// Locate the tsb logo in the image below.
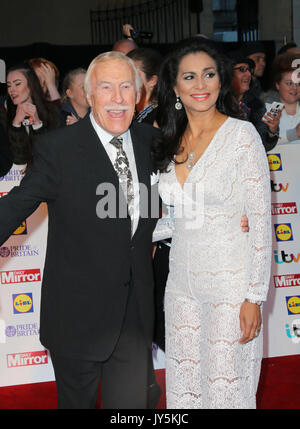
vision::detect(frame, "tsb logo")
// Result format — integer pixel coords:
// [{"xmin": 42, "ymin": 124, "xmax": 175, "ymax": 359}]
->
[
  {"xmin": 268, "ymin": 153, "xmax": 282, "ymax": 171},
  {"xmin": 274, "ymin": 223, "xmax": 293, "ymax": 242}
]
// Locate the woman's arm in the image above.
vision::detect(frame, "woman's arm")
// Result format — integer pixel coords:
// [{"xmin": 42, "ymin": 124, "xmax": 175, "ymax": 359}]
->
[{"xmin": 237, "ymin": 122, "xmax": 272, "ymax": 343}]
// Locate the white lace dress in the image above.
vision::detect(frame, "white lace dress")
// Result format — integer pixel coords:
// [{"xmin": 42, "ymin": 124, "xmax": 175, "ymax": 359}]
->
[{"xmin": 153, "ymin": 117, "xmax": 272, "ymax": 409}]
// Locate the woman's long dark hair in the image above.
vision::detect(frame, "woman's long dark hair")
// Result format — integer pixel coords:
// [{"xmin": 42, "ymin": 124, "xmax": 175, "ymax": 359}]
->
[
  {"xmin": 6, "ymin": 62, "xmax": 57, "ymax": 129},
  {"xmin": 127, "ymin": 47, "xmax": 162, "ymax": 103},
  {"xmin": 152, "ymin": 37, "xmax": 242, "ymax": 172}
]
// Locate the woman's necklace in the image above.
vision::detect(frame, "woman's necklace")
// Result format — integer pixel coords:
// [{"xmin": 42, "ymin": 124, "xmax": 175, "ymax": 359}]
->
[
  {"xmin": 186, "ymin": 151, "xmax": 195, "ymax": 171},
  {"xmin": 184, "ymin": 131, "xmax": 203, "ymax": 171}
]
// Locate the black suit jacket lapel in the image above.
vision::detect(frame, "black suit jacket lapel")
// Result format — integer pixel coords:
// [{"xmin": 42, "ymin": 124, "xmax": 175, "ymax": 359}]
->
[{"xmin": 78, "ymin": 116, "xmax": 120, "ymax": 190}]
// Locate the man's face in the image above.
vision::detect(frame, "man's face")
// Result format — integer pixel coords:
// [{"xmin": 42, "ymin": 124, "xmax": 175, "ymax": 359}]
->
[
  {"xmin": 86, "ymin": 58, "xmax": 140, "ymax": 136},
  {"xmin": 247, "ymin": 52, "xmax": 266, "ymax": 77}
]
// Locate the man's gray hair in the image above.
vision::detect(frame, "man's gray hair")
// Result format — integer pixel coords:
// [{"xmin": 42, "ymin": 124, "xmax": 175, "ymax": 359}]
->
[{"xmin": 84, "ymin": 51, "xmax": 142, "ymax": 95}]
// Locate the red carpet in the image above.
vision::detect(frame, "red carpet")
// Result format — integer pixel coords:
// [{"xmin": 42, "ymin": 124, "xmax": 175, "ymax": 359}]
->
[{"xmin": 0, "ymin": 356, "xmax": 299, "ymax": 409}]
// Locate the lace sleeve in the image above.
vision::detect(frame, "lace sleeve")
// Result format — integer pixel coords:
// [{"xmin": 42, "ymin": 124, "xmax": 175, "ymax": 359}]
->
[
  {"xmin": 237, "ymin": 122, "xmax": 272, "ymax": 302},
  {"xmin": 152, "ymin": 204, "xmax": 174, "ymax": 242}
]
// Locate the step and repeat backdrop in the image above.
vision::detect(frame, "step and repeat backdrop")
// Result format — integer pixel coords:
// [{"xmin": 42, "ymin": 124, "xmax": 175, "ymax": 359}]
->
[
  {"xmin": 0, "ymin": 164, "xmax": 54, "ymax": 386},
  {"xmin": 0, "ymin": 141, "xmax": 299, "ymax": 387},
  {"xmin": 264, "ymin": 143, "xmax": 300, "ymax": 357}
]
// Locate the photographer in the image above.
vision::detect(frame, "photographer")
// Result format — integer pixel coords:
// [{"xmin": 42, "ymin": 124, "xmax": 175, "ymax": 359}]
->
[{"xmin": 112, "ymin": 24, "xmax": 153, "ymax": 55}]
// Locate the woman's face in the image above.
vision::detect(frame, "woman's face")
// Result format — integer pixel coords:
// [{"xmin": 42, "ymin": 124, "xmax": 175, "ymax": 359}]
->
[
  {"xmin": 7, "ymin": 70, "xmax": 31, "ymax": 105},
  {"xmin": 276, "ymin": 71, "xmax": 300, "ymax": 105},
  {"xmin": 173, "ymin": 51, "xmax": 221, "ymax": 115},
  {"xmin": 134, "ymin": 60, "xmax": 157, "ymax": 96},
  {"xmin": 232, "ymin": 63, "xmax": 252, "ymax": 97},
  {"xmin": 67, "ymin": 73, "xmax": 88, "ymax": 108}
]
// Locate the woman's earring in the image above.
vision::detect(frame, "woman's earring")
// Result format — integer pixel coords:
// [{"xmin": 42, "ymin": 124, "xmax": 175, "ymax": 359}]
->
[{"xmin": 175, "ymin": 96, "xmax": 182, "ymax": 110}]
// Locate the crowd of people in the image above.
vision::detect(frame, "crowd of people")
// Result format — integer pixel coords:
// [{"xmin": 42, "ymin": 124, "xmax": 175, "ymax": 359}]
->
[
  {"xmin": 0, "ymin": 30, "xmax": 300, "ymax": 410},
  {"xmin": 1, "ymin": 36, "xmax": 299, "ymax": 172}
]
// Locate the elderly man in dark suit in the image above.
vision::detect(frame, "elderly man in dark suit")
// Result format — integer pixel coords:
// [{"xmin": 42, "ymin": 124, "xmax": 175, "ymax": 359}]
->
[{"xmin": 0, "ymin": 52, "xmax": 161, "ymax": 409}]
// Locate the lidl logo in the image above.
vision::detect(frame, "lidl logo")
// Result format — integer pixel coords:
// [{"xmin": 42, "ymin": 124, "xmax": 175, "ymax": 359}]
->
[
  {"xmin": 274, "ymin": 223, "xmax": 293, "ymax": 242},
  {"xmin": 268, "ymin": 153, "xmax": 282, "ymax": 171},
  {"xmin": 12, "ymin": 293, "xmax": 34, "ymax": 314},
  {"xmin": 286, "ymin": 296, "xmax": 300, "ymax": 315}
]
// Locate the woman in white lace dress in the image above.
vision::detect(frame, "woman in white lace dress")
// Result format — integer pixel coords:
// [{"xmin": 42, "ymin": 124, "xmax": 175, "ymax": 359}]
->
[{"xmin": 152, "ymin": 38, "xmax": 272, "ymax": 409}]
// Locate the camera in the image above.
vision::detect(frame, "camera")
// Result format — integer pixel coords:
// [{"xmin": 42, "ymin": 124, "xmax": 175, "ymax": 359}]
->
[{"xmin": 130, "ymin": 29, "xmax": 153, "ymax": 40}]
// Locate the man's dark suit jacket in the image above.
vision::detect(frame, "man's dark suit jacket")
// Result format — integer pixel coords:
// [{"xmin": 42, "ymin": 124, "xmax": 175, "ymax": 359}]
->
[{"xmin": 0, "ymin": 115, "xmax": 160, "ymax": 361}]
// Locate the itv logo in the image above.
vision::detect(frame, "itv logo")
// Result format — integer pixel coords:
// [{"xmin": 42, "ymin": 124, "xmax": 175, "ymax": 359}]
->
[{"xmin": 274, "ymin": 250, "xmax": 300, "ymax": 264}]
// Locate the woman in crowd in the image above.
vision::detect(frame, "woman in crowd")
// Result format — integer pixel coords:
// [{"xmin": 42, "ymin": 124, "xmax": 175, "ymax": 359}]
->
[
  {"xmin": 264, "ymin": 53, "xmax": 300, "ymax": 145},
  {"xmin": 29, "ymin": 57, "xmax": 61, "ymax": 107},
  {"xmin": 60, "ymin": 68, "xmax": 89, "ymax": 126},
  {"xmin": 127, "ymin": 47, "xmax": 162, "ymax": 125},
  {"xmin": 1, "ymin": 62, "xmax": 60, "ymax": 165},
  {"xmin": 229, "ymin": 50, "xmax": 280, "ymax": 152},
  {"xmin": 153, "ymin": 37, "xmax": 271, "ymax": 409}
]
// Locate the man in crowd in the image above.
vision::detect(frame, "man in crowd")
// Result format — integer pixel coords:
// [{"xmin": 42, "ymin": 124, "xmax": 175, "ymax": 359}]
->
[
  {"xmin": 0, "ymin": 51, "xmax": 161, "ymax": 409},
  {"xmin": 244, "ymin": 41, "xmax": 267, "ymax": 99}
]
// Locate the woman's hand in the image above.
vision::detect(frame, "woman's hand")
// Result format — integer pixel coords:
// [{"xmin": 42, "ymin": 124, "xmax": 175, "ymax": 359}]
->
[
  {"xmin": 240, "ymin": 214, "xmax": 249, "ymax": 232},
  {"xmin": 37, "ymin": 63, "xmax": 60, "ymax": 101},
  {"xmin": 239, "ymin": 301, "xmax": 262, "ymax": 344},
  {"xmin": 22, "ymin": 102, "xmax": 41, "ymax": 126},
  {"xmin": 66, "ymin": 114, "xmax": 78, "ymax": 126},
  {"xmin": 12, "ymin": 103, "xmax": 27, "ymax": 126},
  {"xmin": 262, "ymin": 109, "xmax": 282, "ymax": 134}
]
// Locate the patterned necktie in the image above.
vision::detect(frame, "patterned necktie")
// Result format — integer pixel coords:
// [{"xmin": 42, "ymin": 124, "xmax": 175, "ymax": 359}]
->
[{"xmin": 109, "ymin": 136, "xmax": 134, "ymax": 235}]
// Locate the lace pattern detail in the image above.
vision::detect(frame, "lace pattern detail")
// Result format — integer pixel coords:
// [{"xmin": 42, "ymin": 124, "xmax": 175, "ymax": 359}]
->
[{"xmin": 159, "ymin": 118, "xmax": 271, "ymax": 408}]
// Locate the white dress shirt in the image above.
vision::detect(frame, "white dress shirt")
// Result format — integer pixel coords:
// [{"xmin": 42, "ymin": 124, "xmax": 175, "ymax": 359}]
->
[{"xmin": 90, "ymin": 112, "xmax": 140, "ymax": 235}]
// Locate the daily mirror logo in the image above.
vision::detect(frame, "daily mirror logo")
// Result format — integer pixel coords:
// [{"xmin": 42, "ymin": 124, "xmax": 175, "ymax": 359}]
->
[{"xmin": 0, "ymin": 59, "xmax": 5, "ymax": 83}]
